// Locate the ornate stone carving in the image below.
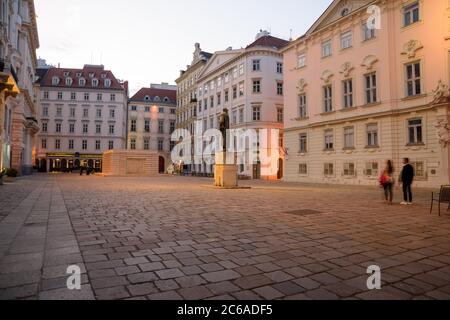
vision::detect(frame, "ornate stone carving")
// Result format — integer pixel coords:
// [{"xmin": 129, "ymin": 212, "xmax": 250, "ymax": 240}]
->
[
  {"xmin": 361, "ymin": 55, "xmax": 378, "ymax": 71},
  {"xmin": 435, "ymin": 119, "xmax": 450, "ymax": 148},
  {"xmin": 321, "ymin": 70, "xmax": 334, "ymax": 83},
  {"xmin": 297, "ymin": 79, "xmax": 307, "ymax": 93},
  {"xmin": 339, "ymin": 62, "xmax": 354, "ymax": 77},
  {"xmin": 432, "ymin": 80, "xmax": 450, "ymax": 104},
  {"xmin": 401, "ymin": 40, "xmax": 423, "ymax": 59}
]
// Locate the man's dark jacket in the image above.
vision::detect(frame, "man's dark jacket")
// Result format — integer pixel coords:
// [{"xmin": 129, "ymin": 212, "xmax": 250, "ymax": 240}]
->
[{"xmin": 401, "ymin": 164, "xmax": 415, "ymax": 185}]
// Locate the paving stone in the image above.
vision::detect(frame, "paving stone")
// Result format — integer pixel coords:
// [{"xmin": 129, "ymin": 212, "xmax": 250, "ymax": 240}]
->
[
  {"xmin": 127, "ymin": 283, "xmax": 158, "ymax": 296},
  {"xmin": 148, "ymin": 291, "xmax": 183, "ymax": 300},
  {"xmin": 233, "ymin": 274, "xmax": 273, "ymax": 290},
  {"xmin": 175, "ymin": 275, "xmax": 207, "ymax": 288},
  {"xmin": 39, "ymin": 285, "xmax": 95, "ymax": 300},
  {"xmin": 91, "ymin": 276, "xmax": 129, "ymax": 290},
  {"xmin": 178, "ymin": 286, "xmax": 213, "ymax": 300},
  {"xmin": 95, "ymin": 286, "xmax": 130, "ymax": 300},
  {"xmin": 156, "ymin": 268, "xmax": 184, "ymax": 280},
  {"xmin": 127, "ymin": 272, "xmax": 158, "ymax": 284},
  {"xmin": 253, "ymin": 286, "xmax": 284, "ymax": 300},
  {"xmin": 202, "ymin": 270, "xmax": 240, "ymax": 283}
]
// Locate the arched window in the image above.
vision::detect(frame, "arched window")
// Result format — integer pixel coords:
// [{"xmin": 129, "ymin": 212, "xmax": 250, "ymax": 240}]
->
[
  {"xmin": 104, "ymin": 79, "xmax": 111, "ymax": 87},
  {"xmin": 79, "ymin": 78, "xmax": 86, "ymax": 86},
  {"xmin": 92, "ymin": 79, "xmax": 99, "ymax": 87},
  {"xmin": 65, "ymin": 77, "xmax": 73, "ymax": 86}
]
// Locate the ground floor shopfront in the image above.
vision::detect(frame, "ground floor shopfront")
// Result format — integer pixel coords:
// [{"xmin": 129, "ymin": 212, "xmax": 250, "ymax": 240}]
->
[{"xmin": 37, "ymin": 153, "xmax": 103, "ymax": 173}]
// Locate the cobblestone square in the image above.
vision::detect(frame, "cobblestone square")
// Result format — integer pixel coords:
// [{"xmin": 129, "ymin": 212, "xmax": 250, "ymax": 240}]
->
[{"xmin": 1, "ymin": 174, "xmax": 450, "ymax": 300}]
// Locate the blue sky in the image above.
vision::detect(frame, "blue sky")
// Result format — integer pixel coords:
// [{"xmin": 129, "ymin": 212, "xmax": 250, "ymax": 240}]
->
[{"xmin": 35, "ymin": 0, "xmax": 332, "ymax": 94}]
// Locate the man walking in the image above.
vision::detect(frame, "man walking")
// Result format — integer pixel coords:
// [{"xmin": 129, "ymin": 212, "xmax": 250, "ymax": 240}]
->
[{"xmin": 400, "ymin": 158, "xmax": 415, "ymax": 205}]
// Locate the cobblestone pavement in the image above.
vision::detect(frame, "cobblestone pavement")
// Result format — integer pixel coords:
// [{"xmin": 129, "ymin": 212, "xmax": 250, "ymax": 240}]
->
[{"xmin": 1, "ymin": 174, "xmax": 450, "ymax": 300}]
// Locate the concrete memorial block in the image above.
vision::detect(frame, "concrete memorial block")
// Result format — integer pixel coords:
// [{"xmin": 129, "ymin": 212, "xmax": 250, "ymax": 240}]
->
[{"xmin": 102, "ymin": 150, "xmax": 159, "ymax": 177}]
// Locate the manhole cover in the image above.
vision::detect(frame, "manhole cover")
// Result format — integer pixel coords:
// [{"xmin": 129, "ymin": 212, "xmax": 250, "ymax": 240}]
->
[{"xmin": 284, "ymin": 209, "xmax": 322, "ymax": 216}]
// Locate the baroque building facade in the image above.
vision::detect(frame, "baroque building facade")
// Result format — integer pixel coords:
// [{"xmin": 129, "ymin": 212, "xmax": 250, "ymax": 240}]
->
[
  {"xmin": 36, "ymin": 64, "xmax": 128, "ymax": 172},
  {"xmin": 0, "ymin": 0, "xmax": 39, "ymax": 174},
  {"xmin": 175, "ymin": 43, "xmax": 212, "ymax": 174},
  {"xmin": 127, "ymin": 84, "xmax": 177, "ymax": 173},
  {"xmin": 192, "ymin": 31, "xmax": 288, "ymax": 180},
  {"xmin": 282, "ymin": 0, "xmax": 450, "ymax": 188}
]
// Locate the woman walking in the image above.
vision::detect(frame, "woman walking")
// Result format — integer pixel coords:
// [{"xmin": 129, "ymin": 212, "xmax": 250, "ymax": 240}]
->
[{"xmin": 380, "ymin": 160, "xmax": 394, "ymax": 205}]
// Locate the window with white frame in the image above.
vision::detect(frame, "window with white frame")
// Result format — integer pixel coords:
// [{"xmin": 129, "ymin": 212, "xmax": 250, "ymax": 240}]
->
[
  {"xmin": 344, "ymin": 126, "xmax": 355, "ymax": 149},
  {"xmin": 239, "ymin": 109, "xmax": 244, "ymax": 123},
  {"xmin": 110, "ymin": 94, "xmax": 116, "ymax": 101},
  {"xmin": 71, "ymin": 92, "xmax": 76, "ymax": 100},
  {"xmin": 55, "ymin": 123, "xmax": 61, "ymax": 133},
  {"xmin": 42, "ymin": 122, "xmax": 48, "ymax": 133},
  {"xmin": 55, "ymin": 139, "xmax": 61, "ymax": 150},
  {"xmin": 297, "ymin": 53, "xmax": 306, "ymax": 68},
  {"xmin": 253, "ymin": 80, "xmax": 261, "ymax": 93},
  {"xmin": 145, "ymin": 120, "xmax": 150, "ymax": 133},
  {"xmin": 42, "ymin": 106, "xmax": 48, "ymax": 117},
  {"xmin": 252, "ymin": 59, "xmax": 261, "ymax": 72},
  {"xmin": 83, "ymin": 123, "xmax": 88, "ymax": 134},
  {"xmin": 411, "ymin": 161, "xmax": 425, "ymax": 178},
  {"xmin": 83, "ymin": 108, "xmax": 89, "ymax": 117},
  {"xmin": 52, "ymin": 77, "xmax": 60, "ymax": 85},
  {"xmin": 277, "ymin": 62, "xmax": 283, "ymax": 74},
  {"xmin": 96, "ymin": 108, "xmax": 102, "ymax": 118},
  {"xmin": 341, "ymin": 31, "xmax": 353, "ymax": 49},
  {"xmin": 299, "ymin": 94, "xmax": 307, "ymax": 118},
  {"xmin": 404, "ymin": 1, "xmax": 420, "ymax": 27},
  {"xmin": 408, "ymin": 118, "xmax": 423, "ymax": 145},
  {"xmin": 69, "ymin": 123, "xmax": 75, "ymax": 133},
  {"xmin": 365, "ymin": 73, "xmax": 377, "ymax": 104},
  {"xmin": 130, "ymin": 138, "xmax": 136, "ymax": 150},
  {"xmin": 43, "ymin": 91, "xmax": 49, "ymax": 99},
  {"xmin": 239, "ymin": 82, "xmax": 244, "ymax": 97},
  {"xmin": 277, "ymin": 108, "xmax": 284, "ymax": 123},
  {"xmin": 277, "ymin": 82, "xmax": 283, "ymax": 95},
  {"xmin": 367, "ymin": 123, "xmax": 379, "ymax": 147},
  {"xmin": 95, "ymin": 140, "xmax": 101, "ymax": 150},
  {"xmin": 324, "ymin": 129, "xmax": 334, "ymax": 150},
  {"xmin": 69, "ymin": 140, "xmax": 74, "ymax": 150},
  {"xmin": 79, "ymin": 78, "xmax": 86, "ymax": 86},
  {"xmin": 322, "ymin": 40, "xmax": 332, "ymax": 58},
  {"xmin": 343, "ymin": 162, "xmax": 356, "ymax": 176},
  {"xmin": 56, "ymin": 107, "xmax": 62, "ymax": 117},
  {"xmin": 324, "ymin": 163, "xmax": 334, "ymax": 176},
  {"xmin": 130, "ymin": 119, "xmax": 137, "ymax": 132},
  {"xmin": 406, "ymin": 61, "xmax": 421, "ymax": 96},
  {"xmin": 158, "ymin": 139, "xmax": 164, "ymax": 151},
  {"xmin": 104, "ymin": 79, "xmax": 111, "ymax": 87},
  {"xmin": 97, "ymin": 93, "xmax": 102, "ymax": 101},
  {"xmin": 109, "ymin": 124, "xmax": 115, "ymax": 135},
  {"xmin": 364, "ymin": 162, "xmax": 379, "ymax": 177},
  {"xmin": 144, "ymin": 138, "xmax": 150, "ymax": 150},
  {"xmin": 299, "ymin": 133, "xmax": 307, "ymax": 153},
  {"xmin": 239, "ymin": 64, "xmax": 244, "ymax": 75},
  {"xmin": 108, "ymin": 141, "xmax": 114, "ymax": 150},
  {"xmin": 57, "ymin": 92, "xmax": 63, "ymax": 100},
  {"xmin": 323, "ymin": 85, "xmax": 333, "ymax": 112},
  {"xmin": 84, "ymin": 93, "xmax": 90, "ymax": 101},
  {"xmin": 343, "ymin": 79, "xmax": 353, "ymax": 108},
  {"xmin": 65, "ymin": 77, "xmax": 73, "ymax": 86},
  {"xmin": 69, "ymin": 107, "xmax": 75, "ymax": 117},
  {"xmin": 96, "ymin": 123, "xmax": 101, "ymax": 134},
  {"xmin": 252, "ymin": 106, "xmax": 261, "ymax": 121}
]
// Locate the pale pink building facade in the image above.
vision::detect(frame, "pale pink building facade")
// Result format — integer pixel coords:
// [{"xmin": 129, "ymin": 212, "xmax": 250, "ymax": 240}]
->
[{"xmin": 282, "ymin": 0, "xmax": 450, "ymax": 188}]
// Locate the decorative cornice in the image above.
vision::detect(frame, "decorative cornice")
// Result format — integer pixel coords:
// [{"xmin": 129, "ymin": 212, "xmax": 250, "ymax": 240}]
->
[
  {"xmin": 339, "ymin": 62, "xmax": 354, "ymax": 78},
  {"xmin": 321, "ymin": 70, "xmax": 334, "ymax": 83},
  {"xmin": 361, "ymin": 55, "xmax": 378, "ymax": 71},
  {"xmin": 401, "ymin": 40, "xmax": 423, "ymax": 59}
]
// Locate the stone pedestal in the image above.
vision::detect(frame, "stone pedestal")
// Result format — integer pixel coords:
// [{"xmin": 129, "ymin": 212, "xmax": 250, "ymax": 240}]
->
[{"xmin": 214, "ymin": 152, "xmax": 238, "ymax": 188}]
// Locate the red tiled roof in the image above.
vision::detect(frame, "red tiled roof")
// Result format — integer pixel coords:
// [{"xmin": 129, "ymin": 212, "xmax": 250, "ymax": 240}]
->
[
  {"xmin": 130, "ymin": 88, "xmax": 177, "ymax": 104},
  {"xmin": 40, "ymin": 65, "xmax": 125, "ymax": 90},
  {"xmin": 246, "ymin": 35, "xmax": 290, "ymax": 50}
]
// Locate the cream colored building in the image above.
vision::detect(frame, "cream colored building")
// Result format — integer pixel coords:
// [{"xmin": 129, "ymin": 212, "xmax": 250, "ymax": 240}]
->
[
  {"xmin": 175, "ymin": 43, "xmax": 212, "ymax": 174},
  {"xmin": 127, "ymin": 84, "xmax": 177, "ymax": 173},
  {"xmin": 0, "ymin": 0, "xmax": 40, "ymax": 174},
  {"xmin": 195, "ymin": 31, "xmax": 289, "ymax": 180},
  {"xmin": 282, "ymin": 0, "xmax": 450, "ymax": 188}
]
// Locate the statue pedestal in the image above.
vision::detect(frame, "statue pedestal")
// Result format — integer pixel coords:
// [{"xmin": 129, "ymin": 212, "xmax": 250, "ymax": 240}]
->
[{"xmin": 214, "ymin": 152, "xmax": 238, "ymax": 188}]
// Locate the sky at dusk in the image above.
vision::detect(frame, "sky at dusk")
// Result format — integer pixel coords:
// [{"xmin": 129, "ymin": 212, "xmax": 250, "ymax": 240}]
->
[{"xmin": 35, "ymin": 0, "xmax": 333, "ymax": 94}]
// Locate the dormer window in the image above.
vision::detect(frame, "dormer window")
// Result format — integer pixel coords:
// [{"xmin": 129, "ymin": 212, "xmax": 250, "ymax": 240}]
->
[
  {"xmin": 144, "ymin": 95, "xmax": 150, "ymax": 101},
  {"xmin": 101, "ymin": 74, "xmax": 107, "ymax": 79},
  {"xmin": 164, "ymin": 97, "xmax": 169, "ymax": 102},
  {"xmin": 65, "ymin": 77, "xmax": 73, "ymax": 86},
  {"xmin": 104, "ymin": 79, "xmax": 111, "ymax": 87},
  {"xmin": 76, "ymin": 72, "xmax": 82, "ymax": 77},
  {"xmin": 154, "ymin": 96, "xmax": 161, "ymax": 102},
  {"xmin": 92, "ymin": 79, "xmax": 99, "ymax": 87},
  {"xmin": 89, "ymin": 72, "xmax": 95, "ymax": 78},
  {"xmin": 52, "ymin": 77, "xmax": 60, "ymax": 85},
  {"xmin": 79, "ymin": 78, "xmax": 86, "ymax": 86},
  {"xmin": 63, "ymin": 71, "xmax": 70, "ymax": 77}
]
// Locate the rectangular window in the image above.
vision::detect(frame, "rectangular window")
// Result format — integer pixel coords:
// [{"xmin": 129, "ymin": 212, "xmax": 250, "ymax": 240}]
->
[
  {"xmin": 232, "ymin": 110, "xmax": 237, "ymax": 124},
  {"xmin": 365, "ymin": 73, "xmax": 377, "ymax": 104},
  {"xmin": 109, "ymin": 125, "xmax": 115, "ymax": 135},
  {"xmin": 131, "ymin": 119, "xmax": 137, "ymax": 132},
  {"xmin": 324, "ymin": 163, "xmax": 334, "ymax": 176},
  {"xmin": 95, "ymin": 140, "xmax": 101, "ymax": 150},
  {"xmin": 224, "ymin": 90, "xmax": 229, "ymax": 103},
  {"xmin": 252, "ymin": 59, "xmax": 260, "ymax": 72},
  {"xmin": 404, "ymin": 1, "xmax": 419, "ymax": 27},
  {"xmin": 71, "ymin": 92, "xmax": 76, "ymax": 100},
  {"xmin": 145, "ymin": 120, "xmax": 151, "ymax": 133},
  {"xmin": 277, "ymin": 62, "xmax": 283, "ymax": 74},
  {"xmin": 96, "ymin": 108, "xmax": 102, "ymax": 118},
  {"xmin": 57, "ymin": 92, "xmax": 63, "ymax": 100},
  {"xmin": 239, "ymin": 109, "xmax": 244, "ymax": 123},
  {"xmin": 322, "ymin": 40, "xmax": 332, "ymax": 58},
  {"xmin": 408, "ymin": 119, "xmax": 423, "ymax": 144},
  {"xmin": 83, "ymin": 108, "xmax": 89, "ymax": 117},
  {"xmin": 43, "ymin": 92, "xmax": 49, "ymax": 99},
  {"xmin": 232, "ymin": 86, "xmax": 237, "ymax": 99},
  {"xmin": 239, "ymin": 82, "xmax": 244, "ymax": 97},
  {"xmin": 158, "ymin": 120, "xmax": 164, "ymax": 134},
  {"xmin": 367, "ymin": 123, "xmax": 378, "ymax": 147},
  {"xmin": 69, "ymin": 123, "xmax": 75, "ymax": 133},
  {"xmin": 239, "ymin": 64, "xmax": 244, "ymax": 76},
  {"xmin": 411, "ymin": 161, "xmax": 425, "ymax": 178},
  {"xmin": 253, "ymin": 80, "xmax": 261, "ymax": 93},
  {"xmin": 144, "ymin": 139, "xmax": 150, "ymax": 150},
  {"xmin": 277, "ymin": 108, "xmax": 284, "ymax": 123},
  {"xmin": 170, "ymin": 121, "xmax": 176, "ymax": 134},
  {"xmin": 299, "ymin": 94, "xmax": 307, "ymax": 118},
  {"xmin": 344, "ymin": 127, "xmax": 355, "ymax": 149},
  {"xmin": 108, "ymin": 141, "xmax": 114, "ymax": 150},
  {"xmin": 130, "ymin": 138, "xmax": 136, "ymax": 150},
  {"xmin": 277, "ymin": 82, "xmax": 283, "ymax": 95},
  {"xmin": 55, "ymin": 123, "xmax": 61, "ymax": 133},
  {"xmin": 56, "ymin": 107, "xmax": 62, "ymax": 117},
  {"xmin": 252, "ymin": 106, "xmax": 261, "ymax": 121},
  {"xmin": 341, "ymin": 31, "xmax": 353, "ymax": 49},
  {"xmin": 299, "ymin": 133, "xmax": 307, "ymax": 153},
  {"xmin": 159, "ymin": 107, "xmax": 165, "ymax": 113},
  {"xmin": 110, "ymin": 94, "xmax": 116, "ymax": 101},
  {"xmin": 363, "ymin": 23, "xmax": 375, "ymax": 41},
  {"xmin": 217, "ymin": 93, "xmax": 221, "ymax": 105},
  {"xmin": 96, "ymin": 124, "xmax": 101, "ymax": 134},
  {"xmin": 109, "ymin": 109, "xmax": 115, "ymax": 118},
  {"xmin": 42, "ymin": 122, "xmax": 48, "ymax": 133},
  {"xmin": 70, "ymin": 108, "xmax": 75, "ymax": 118},
  {"xmin": 365, "ymin": 162, "xmax": 379, "ymax": 177},
  {"xmin": 323, "ymin": 85, "xmax": 333, "ymax": 112},
  {"xmin": 298, "ymin": 54, "xmax": 307, "ymax": 69},
  {"xmin": 210, "ymin": 96, "xmax": 214, "ymax": 108},
  {"xmin": 55, "ymin": 139, "xmax": 61, "ymax": 150},
  {"xmin": 84, "ymin": 93, "xmax": 89, "ymax": 101},
  {"xmin": 41, "ymin": 139, "xmax": 47, "ymax": 149},
  {"xmin": 68, "ymin": 140, "xmax": 74, "ymax": 150},
  {"xmin": 325, "ymin": 130, "xmax": 334, "ymax": 150},
  {"xmin": 343, "ymin": 163, "xmax": 356, "ymax": 176},
  {"xmin": 42, "ymin": 106, "xmax": 48, "ymax": 117},
  {"xmin": 406, "ymin": 61, "xmax": 421, "ymax": 96},
  {"xmin": 299, "ymin": 163, "xmax": 308, "ymax": 175},
  {"xmin": 83, "ymin": 123, "xmax": 88, "ymax": 134},
  {"xmin": 158, "ymin": 139, "xmax": 164, "ymax": 151},
  {"xmin": 343, "ymin": 79, "xmax": 353, "ymax": 108}
]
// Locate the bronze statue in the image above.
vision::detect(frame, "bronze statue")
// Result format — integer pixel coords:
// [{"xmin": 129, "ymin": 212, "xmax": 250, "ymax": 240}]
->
[{"xmin": 219, "ymin": 108, "xmax": 230, "ymax": 151}]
